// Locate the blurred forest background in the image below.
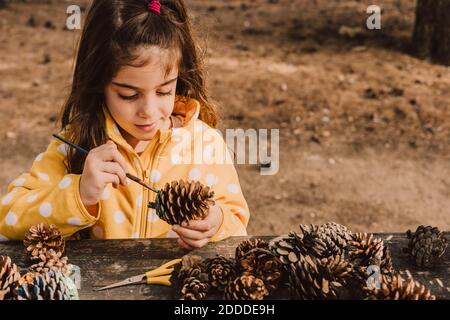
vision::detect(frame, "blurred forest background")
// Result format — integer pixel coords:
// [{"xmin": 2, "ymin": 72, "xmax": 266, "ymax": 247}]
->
[{"xmin": 1, "ymin": 0, "xmax": 450, "ymax": 235}]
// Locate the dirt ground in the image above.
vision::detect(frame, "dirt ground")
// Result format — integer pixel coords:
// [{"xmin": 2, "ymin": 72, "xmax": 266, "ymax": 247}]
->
[{"xmin": 1, "ymin": 0, "xmax": 450, "ymax": 235}]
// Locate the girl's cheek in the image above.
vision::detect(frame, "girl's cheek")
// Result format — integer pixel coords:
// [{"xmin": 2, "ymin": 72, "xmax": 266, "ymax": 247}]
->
[
  {"xmin": 163, "ymin": 96, "xmax": 176, "ymax": 116},
  {"xmin": 164, "ymin": 103, "xmax": 173, "ymax": 115}
]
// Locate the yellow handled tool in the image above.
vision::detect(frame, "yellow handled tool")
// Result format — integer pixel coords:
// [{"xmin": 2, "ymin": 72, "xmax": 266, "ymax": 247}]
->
[{"xmin": 94, "ymin": 258, "xmax": 182, "ymax": 291}]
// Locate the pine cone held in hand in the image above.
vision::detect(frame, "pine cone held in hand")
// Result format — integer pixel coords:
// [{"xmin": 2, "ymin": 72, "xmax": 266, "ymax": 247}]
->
[{"xmin": 149, "ymin": 180, "xmax": 215, "ymax": 226}]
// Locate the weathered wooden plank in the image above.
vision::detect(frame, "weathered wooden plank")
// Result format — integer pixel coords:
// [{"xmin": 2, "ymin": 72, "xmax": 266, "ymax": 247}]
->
[{"xmin": 1, "ymin": 234, "xmax": 449, "ymax": 299}]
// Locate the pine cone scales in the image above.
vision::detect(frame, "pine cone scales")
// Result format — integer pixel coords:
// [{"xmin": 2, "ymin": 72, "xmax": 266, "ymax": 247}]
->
[
  {"xmin": 239, "ymin": 248, "xmax": 282, "ymax": 292},
  {"xmin": 204, "ymin": 256, "xmax": 237, "ymax": 291},
  {"xmin": 405, "ymin": 225, "xmax": 448, "ymax": 268},
  {"xmin": 270, "ymin": 222, "xmax": 351, "ymax": 266},
  {"xmin": 316, "ymin": 222, "xmax": 353, "ymax": 253},
  {"xmin": 16, "ymin": 271, "xmax": 79, "ymax": 300},
  {"xmin": 0, "ymin": 256, "xmax": 21, "ymax": 300},
  {"xmin": 235, "ymin": 238, "xmax": 269, "ymax": 261},
  {"xmin": 364, "ymin": 274, "xmax": 435, "ymax": 300},
  {"xmin": 299, "ymin": 224, "xmax": 343, "ymax": 258},
  {"xmin": 224, "ymin": 275, "xmax": 269, "ymax": 300},
  {"xmin": 23, "ymin": 223, "xmax": 65, "ymax": 260},
  {"xmin": 288, "ymin": 254, "xmax": 353, "ymax": 300},
  {"xmin": 180, "ymin": 277, "xmax": 209, "ymax": 300},
  {"xmin": 319, "ymin": 222, "xmax": 353, "ymax": 241},
  {"xmin": 172, "ymin": 256, "xmax": 210, "ymax": 300},
  {"xmin": 173, "ymin": 255, "xmax": 204, "ymax": 284},
  {"xmin": 347, "ymin": 233, "xmax": 393, "ymax": 275},
  {"xmin": 149, "ymin": 180, "xmax": 215, "ymax": 225},
  {"xmin": 29, "ymin": 249, "xmax": 71, "ymax": 275},
  {"xmin": 270, "ymin": 235, "xmax": 300, "ymax": 265}
]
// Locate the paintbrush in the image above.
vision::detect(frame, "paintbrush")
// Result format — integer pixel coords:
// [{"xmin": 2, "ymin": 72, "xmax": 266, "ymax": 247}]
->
[{"xmin": 52, "ymin": 133, "xmax": 158, "ymax": 193}]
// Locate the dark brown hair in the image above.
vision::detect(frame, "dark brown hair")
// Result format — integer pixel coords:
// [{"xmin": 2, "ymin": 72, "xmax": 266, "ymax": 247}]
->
[{"xmin": 60, "ymin": 0, "xmax": 218, "ymax": 174}]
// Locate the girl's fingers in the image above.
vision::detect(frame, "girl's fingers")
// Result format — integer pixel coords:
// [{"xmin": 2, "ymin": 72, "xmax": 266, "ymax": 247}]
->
[
  {"xmin": 100, "ymin": 142, "xmax": 129, "ymax": 174},
  {"xmin": 181, "ymin": 219, "xmax": 211, "ymax": 232},
  {"xmin": 100, "ymin": 161, "xmax": 127, "ymax": 185},
  {"xmin": 173, "ymin": 225, "xmax": 213, "ymax": 240},
  {"xmin": 177, "ymin": 238, "xmax": 193, "ymax": 250},
  {"xmin": 181, "ymin": 206, "xmax": 222, "ymax": 232},
  {"xmin": 178, "ymin": 236, "xmax": 209, "ymax": 249},
  {"xmin": 101, "ymin": 172, "xmax": 120, "ymax": 188}
]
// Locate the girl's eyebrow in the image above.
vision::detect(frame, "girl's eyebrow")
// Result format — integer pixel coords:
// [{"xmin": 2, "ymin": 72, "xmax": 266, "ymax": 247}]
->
[{"xmin": 112, "ymin": 77, "xmax": 178, "ymax": 90}]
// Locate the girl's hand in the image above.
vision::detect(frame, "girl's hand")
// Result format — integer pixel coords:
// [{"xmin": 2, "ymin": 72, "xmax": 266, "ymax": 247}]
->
[
  {"xmin": 80, "ymin": 140, "xmax": 128, "ymax": 209},
  {"xmin": 172, "ymin": 205, "xmax": 223, "ymax": 249}
]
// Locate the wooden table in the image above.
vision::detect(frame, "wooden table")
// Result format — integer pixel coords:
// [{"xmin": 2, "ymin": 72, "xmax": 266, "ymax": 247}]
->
[{"xmin": 1, "ymin": 234, "xmax": 449, "ymax": 300}]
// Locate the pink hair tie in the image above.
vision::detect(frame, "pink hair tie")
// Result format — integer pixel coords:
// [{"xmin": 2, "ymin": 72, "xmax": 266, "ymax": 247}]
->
[{"xmin": 147, "ymin": 0, "xmax": 161, "ymax": 14}]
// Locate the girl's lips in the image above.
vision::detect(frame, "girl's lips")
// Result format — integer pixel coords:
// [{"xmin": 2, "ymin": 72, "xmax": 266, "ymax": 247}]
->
[{"xmin": 135, "ymin": 122, "xmax": 157, "ymax": 132}]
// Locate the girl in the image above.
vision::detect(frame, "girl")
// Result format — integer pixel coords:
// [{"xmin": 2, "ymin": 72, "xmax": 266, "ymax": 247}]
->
[{"xmin": 0, "ymin": 0, "xmax": 250, "ymax": 249}]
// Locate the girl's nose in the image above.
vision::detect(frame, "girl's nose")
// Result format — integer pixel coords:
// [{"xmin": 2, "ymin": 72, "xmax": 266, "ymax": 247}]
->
[{"xmin": 138, "ymin": 95, "xmax": 158, "ymax": 118}]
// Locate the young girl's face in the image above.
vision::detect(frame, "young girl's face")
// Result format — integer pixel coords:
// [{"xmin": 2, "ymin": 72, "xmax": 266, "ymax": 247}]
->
[{"xmin": 104, "ymin": 46, "xmax": 178, "ymax": 149}]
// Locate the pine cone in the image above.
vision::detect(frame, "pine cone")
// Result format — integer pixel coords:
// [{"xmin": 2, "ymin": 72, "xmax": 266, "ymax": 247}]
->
[
  {"xmin": 23, "ymin": 223, "xmax": 65, "ymax": 260},
  {"xmin": 235, "ymin": 238, "xmax": 269, "ymax": 261},
  {"xmin": 317, "ymin": 222, "xmax": 353, "ymax": 248},
  {"xmin": 0, "ymin": 256, "xmax": 21, "ymax": 300},
  {"xmin": 288, "ymin": 254, "xmax": 353, "ymax": 300},
  {"xmin": 299, "ymin": 224, "xmax": 350, "ymax": 258},
  {"xmin": 270, "ymin": 224, "xmax": 346, "ymax": 266},
  {"xmin": 294, "ymin": 225, "xmax": 331, "ymax": 258},
  {"xmin": 270, "ymin": 235, "xmax": 302, "ymax": 265},
  {"xmin": 180, "ymin": 276, "xmax": 210, "ymax": 300},
  {"xmin": 173, "ymin": 255, "xmax": 205, "ymax": 284},
  {"xmin": 239, "ymin": 248, "xmax": 283, "ymax": 292},
  {"xmin": 364, "ymin": 274, "xmax": 435, "ymax": 300},
  {"xmin": 347, "ymin": 233, "xmax": 393, "ymax": 275},
  {"xmin": 29, "ymin": 249, "xmax": 71, "ymax": 275},
  {"xmin": 224, "ymin": 274, "xmax": 269, "ymax": 300},
  {"xmin": 204, "ymin": 255, "xmax": 237, "ymax": 291},
  {"xmin": 149, "ymin": 180, "xmax": 215, "ymax": 225},
  {"xmin": 172, "ymin": 255, "xmax": 209, "ymax": 299},
  {"xmin": 405, "ymin": 225, "xmax": 448, "ymax": 268},
  {"xmin": 16, "ymin": 271, "xmax": 79, "ymax": 300}
]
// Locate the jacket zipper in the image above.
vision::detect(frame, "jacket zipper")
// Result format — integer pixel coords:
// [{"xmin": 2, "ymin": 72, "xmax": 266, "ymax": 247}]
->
[
  {"xmin": 132, "ymin": 138, "xmax": 157, "ymax": 238},
  {"xmin": 141, "ymin": 134, "xmax": 171, "ymax": 237},
  {"xmin": 140, "ymin": 169, "xmax": 149, "ymax": 238},
  {"xmin": 139, "ymin": 138, "xmax": 157, "ymax": 238}
]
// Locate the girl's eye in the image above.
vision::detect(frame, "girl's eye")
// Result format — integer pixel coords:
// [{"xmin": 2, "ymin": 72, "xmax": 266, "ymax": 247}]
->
[
  {"xmin": 157, "ymin": 90, "xmax": 173, "ymax": 96},
  {"xmin": 118, "ymin": 93, "xmax": 139, "ymax": 100}
]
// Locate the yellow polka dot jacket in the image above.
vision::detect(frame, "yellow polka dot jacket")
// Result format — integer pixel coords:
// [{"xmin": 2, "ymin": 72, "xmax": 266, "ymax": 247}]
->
[{"xmin": 0, "ymin": 97, "xmax": 250, "ymax": 241}]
